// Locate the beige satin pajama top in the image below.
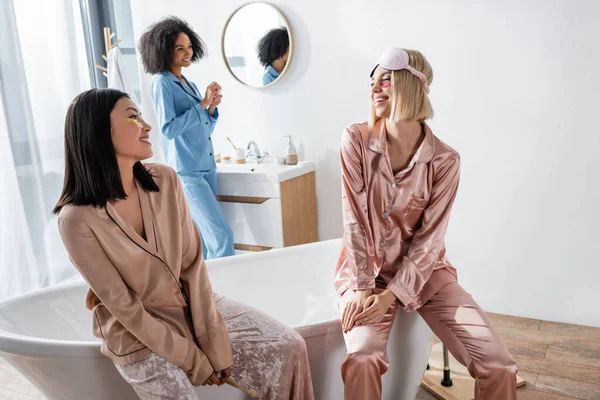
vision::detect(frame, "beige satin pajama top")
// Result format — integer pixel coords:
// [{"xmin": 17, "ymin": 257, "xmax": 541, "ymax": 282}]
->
[{"xmin": 58, "ymin": 163, "xmax": 233, "ymax": 385}]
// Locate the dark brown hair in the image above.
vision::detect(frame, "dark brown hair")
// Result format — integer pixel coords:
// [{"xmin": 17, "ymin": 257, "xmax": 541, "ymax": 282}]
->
[
  {"xmin": 53, "ymin": 89, "xmax": 158, "ymax": 214},
  {"xmin": 257, "ymin": 27, "xmax": 289, "ymax": 68}
]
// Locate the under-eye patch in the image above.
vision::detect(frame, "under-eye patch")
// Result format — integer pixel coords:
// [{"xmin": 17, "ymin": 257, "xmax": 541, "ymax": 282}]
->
[{"xmin": 126, "ymin": 118, "xmax": 144, "ymax": 128}]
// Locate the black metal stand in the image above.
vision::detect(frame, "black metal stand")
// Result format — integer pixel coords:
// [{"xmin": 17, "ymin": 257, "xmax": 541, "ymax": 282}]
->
[{"xmin": 441, "ymin": 344, "xmax": 453, "ymax": 387}]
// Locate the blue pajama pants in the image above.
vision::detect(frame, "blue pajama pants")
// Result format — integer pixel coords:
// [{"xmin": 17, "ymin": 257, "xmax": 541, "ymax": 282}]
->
[{"xmin": 178, "ymin": 170, "xmax": 235, "ymax": 259}]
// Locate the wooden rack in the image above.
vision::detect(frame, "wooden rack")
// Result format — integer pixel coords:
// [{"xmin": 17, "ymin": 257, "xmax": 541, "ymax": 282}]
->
[{"xmin": 94, "ymin": 27, "xmax": 121, "ymax": 78}]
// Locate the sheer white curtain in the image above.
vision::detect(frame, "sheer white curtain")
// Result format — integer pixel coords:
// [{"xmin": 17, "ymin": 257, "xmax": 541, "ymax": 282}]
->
[{"xmin": 0, "ymin": 0, "xmax": 90, "ymax": 301}]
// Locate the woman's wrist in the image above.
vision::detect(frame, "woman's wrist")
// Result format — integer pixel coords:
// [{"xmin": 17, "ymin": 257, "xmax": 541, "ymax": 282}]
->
[
  {"xmin": 200, "ymin": 100, "xmax": 210, "ymax": 109},
  {"xmin": 380, "ymin": 289, "xmax": 397, "ymax": 304}
]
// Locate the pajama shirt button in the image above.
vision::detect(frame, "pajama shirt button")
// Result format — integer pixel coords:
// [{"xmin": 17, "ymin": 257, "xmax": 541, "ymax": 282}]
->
[
  {"xmin": 392, "ymin": 183, "xmax": 397, "ymax": 188},
  {"xmin": 383, "ymin": 212, "xmax": 389, "ymax": 218},
  {"xmin": 379, "ymin": 240, "xmax": 386, "ymax": 247}
]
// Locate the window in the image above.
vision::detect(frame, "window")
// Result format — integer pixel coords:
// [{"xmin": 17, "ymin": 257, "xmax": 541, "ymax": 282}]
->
[
  {"xmin": 0, "ymin": 0, "xmax": 90, "ymax": 300},
  {"xmin": 79, "ymin": 0, "xmax": 141, "ymax": 102}
]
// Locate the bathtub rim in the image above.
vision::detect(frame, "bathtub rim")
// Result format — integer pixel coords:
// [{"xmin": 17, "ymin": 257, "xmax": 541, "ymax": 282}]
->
[
  {"xmin": 0, "ymin": 278, "xmax": 343, "ymax": 357},
  {"xmin": 0, "ymin": 239, "xmax": 346, "ymax": 357},
  {"xmin": 0, "ymin": 281, "xmax": 101, "ymax": 357}
]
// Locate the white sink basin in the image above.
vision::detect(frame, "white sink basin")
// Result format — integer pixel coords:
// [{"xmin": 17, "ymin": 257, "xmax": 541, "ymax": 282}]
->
[
  {"xmin": 217, "ymin": 163, "xmax": 274, "ymax": 173},
  {"xmin": 216, "ymin": 161, "xmax": 316, "ymax": 183}
]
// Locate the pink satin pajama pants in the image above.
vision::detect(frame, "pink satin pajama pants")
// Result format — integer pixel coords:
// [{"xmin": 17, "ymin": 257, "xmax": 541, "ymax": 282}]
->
[{"xmin": 339, "ymin": 282, "xmax": 517, "ymax": 400}]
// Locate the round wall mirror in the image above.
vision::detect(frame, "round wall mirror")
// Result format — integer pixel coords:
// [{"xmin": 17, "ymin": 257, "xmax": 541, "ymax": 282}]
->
[{"xmin": 222, "ymin": 3, "xmax": 293, "ymax": 88}]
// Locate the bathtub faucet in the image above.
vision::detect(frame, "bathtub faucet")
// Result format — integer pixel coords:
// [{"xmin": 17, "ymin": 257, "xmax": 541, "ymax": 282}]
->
[{"xmin": 247, "ymin": 141, "xmax": 269, "ymax": 164}]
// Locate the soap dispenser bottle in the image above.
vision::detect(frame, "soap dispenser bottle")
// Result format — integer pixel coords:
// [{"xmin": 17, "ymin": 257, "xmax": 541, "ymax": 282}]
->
[{"xmin": 283, "ymin": 135, "xmax": 298, "ymax": 165}]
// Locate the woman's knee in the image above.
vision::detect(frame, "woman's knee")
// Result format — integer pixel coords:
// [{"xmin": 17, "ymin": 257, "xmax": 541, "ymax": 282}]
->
[
  {"xmin": 281, "ymin": 330, "xmax": 309, "ymax": 360},
  {"xmin": 345, "ymin": 348, "xmax": 384, "ymax": 366},
  {"xmin": 472, "ymin": 343, "xmax": 517, "ymax": 378},
  {"xmin": 343, "ymin": 334, "xmax": 388, "ymax": 371},
  {"xmin": 342, "ymin": 347, "xmax": 388, "ymax": 380}
]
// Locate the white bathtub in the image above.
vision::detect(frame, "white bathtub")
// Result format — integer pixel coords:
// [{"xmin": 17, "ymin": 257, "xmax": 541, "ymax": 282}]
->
[{"xmin": 0, "ymin": 239, "xmax": 434, "ymax": 400}]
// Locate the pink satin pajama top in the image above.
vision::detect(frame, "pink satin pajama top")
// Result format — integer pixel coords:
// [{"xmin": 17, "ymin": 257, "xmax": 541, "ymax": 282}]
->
[{"xmin": 335, "ymin": 120, "xmax": 460, "ymax": 312}]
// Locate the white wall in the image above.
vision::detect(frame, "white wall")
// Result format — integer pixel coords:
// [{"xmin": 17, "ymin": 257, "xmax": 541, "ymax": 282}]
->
[{"xmin": 129, "ymin": 0, "xmax": 600, "ymax": 327}]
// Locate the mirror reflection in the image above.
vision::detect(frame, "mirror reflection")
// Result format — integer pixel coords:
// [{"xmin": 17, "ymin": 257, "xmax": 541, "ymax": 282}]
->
[{"xmin": 222, "ymin": 3, "xmax": 292, "ymax": 87}]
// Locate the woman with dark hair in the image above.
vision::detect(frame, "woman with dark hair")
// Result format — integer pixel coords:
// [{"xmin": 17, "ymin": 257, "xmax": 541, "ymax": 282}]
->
[
  {"xmin": 257, "ymin": 27, "xmax": 290, "ymax": 85},
  {"xmin": 139, "ymin": 16, "xmax": 233, "ymax": 260},
  {"xmin": 54, "ymin": 88, "xmax": 314, "ymax": 399}
]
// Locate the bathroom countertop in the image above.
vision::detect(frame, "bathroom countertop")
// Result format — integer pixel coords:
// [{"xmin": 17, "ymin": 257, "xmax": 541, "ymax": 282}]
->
[{"xmin": 216, "ymin": 161, "xmax": 316, "ymax": 183}]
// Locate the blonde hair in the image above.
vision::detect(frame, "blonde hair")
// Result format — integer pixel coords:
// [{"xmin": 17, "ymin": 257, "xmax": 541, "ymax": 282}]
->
[{"xmin": 369, "ymin": 49, "xmax": 434, "ymax": 129}]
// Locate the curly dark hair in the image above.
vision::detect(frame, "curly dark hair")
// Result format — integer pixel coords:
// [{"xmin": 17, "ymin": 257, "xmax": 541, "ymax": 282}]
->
[
  {"xmin": 256, "ymin": 27, "xmax": 289, "ymax": 68},
  {"xmin": 138, "ymin": 16, "xmax": 206, "ymax": 75}
]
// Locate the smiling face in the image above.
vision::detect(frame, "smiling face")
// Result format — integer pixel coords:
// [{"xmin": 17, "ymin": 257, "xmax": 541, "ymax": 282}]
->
[
  {"xmin": 171, "ymin": 32, "xmax": 193, "ymax": 69},
  {"xmin": 370, "ymin": 66, "xmax": 394, "ymax": 119},
  {"xmin": 110, "ymin": 97, "xmax": 153, "ymax": 163}
]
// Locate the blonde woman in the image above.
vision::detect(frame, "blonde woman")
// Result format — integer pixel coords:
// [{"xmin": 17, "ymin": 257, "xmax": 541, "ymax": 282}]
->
[{"xmin": 335, "ymin": 47, "xmax": 517, "ymax": 400}]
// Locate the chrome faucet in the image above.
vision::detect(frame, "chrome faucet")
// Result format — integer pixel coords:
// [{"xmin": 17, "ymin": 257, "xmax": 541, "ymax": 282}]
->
[{"xmin": 246, "ymin": 141, "xmax": 269, "ymax": 163}]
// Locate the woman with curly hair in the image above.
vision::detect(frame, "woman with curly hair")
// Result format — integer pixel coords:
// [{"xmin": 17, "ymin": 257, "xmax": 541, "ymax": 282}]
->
[
  {"xmin": 257, "ymin": 27, "xmax": 290, "ymax": 85},
  {"xmin": 139, "ymin": 17, "xmax": 233, "ymax": 260}
]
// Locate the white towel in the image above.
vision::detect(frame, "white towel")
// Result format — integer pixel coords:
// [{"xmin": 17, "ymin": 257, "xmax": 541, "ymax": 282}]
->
[{"xmin": 107, "ymin": 47, "xmax": 138, "ymax": 103}]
